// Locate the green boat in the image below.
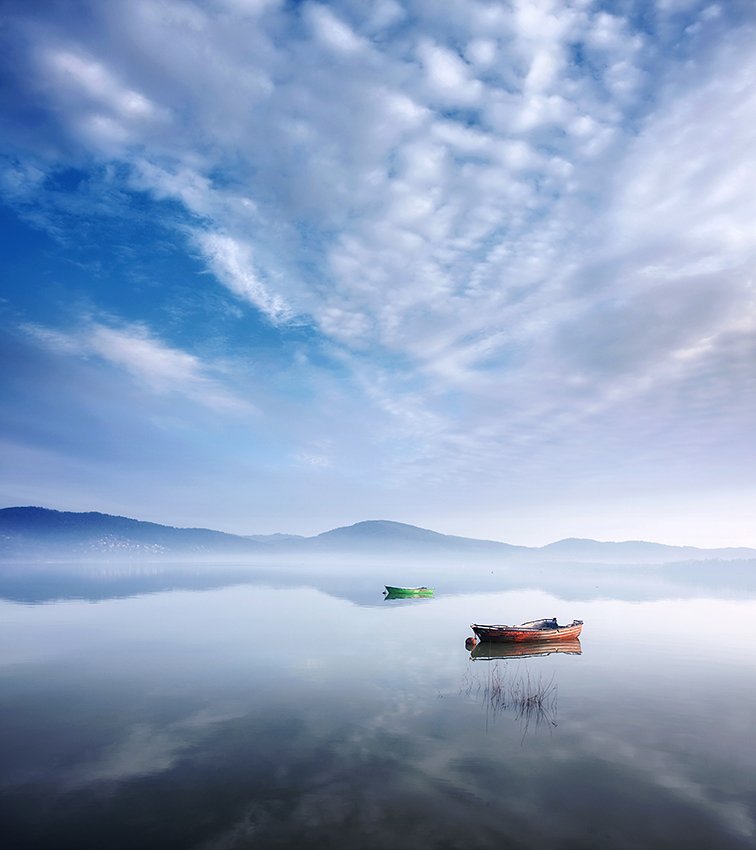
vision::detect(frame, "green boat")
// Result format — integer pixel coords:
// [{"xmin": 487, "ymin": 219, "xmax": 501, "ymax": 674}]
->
[{"xmin": 384, "ymin": 585, "xmax": 434, "ymax": 598}]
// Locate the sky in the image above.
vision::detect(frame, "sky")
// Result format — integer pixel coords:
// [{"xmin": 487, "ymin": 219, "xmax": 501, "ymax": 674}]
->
[{"xmin": 1, "ymin": 0, "xmax": 755, "ymax": 547}]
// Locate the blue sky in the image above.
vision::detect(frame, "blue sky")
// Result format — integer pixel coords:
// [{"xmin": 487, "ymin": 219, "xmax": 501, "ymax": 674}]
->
[{"xmin": 1, "ymin": 0, "xmax": 755, "ymax": 545}]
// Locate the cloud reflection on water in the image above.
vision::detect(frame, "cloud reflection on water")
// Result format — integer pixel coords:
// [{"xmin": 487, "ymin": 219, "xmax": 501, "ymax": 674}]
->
[{"xmin": 0, "ymin": 574, "xmax": 755, "ymax": 849}]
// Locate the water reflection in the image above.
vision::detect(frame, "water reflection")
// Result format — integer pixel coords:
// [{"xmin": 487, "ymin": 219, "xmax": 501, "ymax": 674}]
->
[
  {"xmin": 3, "ymin": 555, "xmax": 756, "ymax": 607},
  {"xmin": 469, "ymin": 638, "xmax": 583, "ymax": 660},
  {"xmin": 1, "ymin": 574, "xmax": 756, "ymax": 848},
  {"xmin": 461, "ymin": 661, "xmax": 559, "ymax": 733}
]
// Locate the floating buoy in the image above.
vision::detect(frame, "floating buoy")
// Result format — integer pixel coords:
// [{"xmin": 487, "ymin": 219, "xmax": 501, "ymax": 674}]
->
[{"xmin": 465, "ymin": 636, "xmax": 478, "ymax": 650}]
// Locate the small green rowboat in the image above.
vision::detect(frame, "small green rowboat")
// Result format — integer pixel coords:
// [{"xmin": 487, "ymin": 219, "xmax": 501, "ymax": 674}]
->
[{"xmin": 384, "ymin": 586, "xmax": 434, "ymax": 598}]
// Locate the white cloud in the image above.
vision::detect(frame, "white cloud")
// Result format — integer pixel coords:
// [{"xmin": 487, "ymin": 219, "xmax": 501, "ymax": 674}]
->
[
  {"xmin": 305, "ymin": 3, "xmax": 367, "ymax": 55},
  {"xmin": 45, "ymin": 50, "xmax": 150, "ymax": 117},
  {"xmin": 364, "ymin": 0, "xmax": 405, "ymax": 33},
  {"xmin": 417, "ymin": 40, "xmax": 483, "ymax": 105},
  {"xmin": 194, "ymin": 231, "xmax": 292, "ymax": 323},
  {"xmin": 465, "ymin": 38, "xmax": 497, "ymax": 68},
  {"xmin": 41, "ymin": 48, "xmax": 168, "ymax": 153},
  {"xmin": 3, "ymin": 0, "xmax": 756, "ymax": 523},
  {"xmin": 24, "ymin": 321, "xmax": 255, "ymax": 415}
]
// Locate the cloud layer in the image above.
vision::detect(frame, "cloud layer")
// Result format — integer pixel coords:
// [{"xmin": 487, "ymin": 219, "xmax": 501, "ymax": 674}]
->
[{"xmin": 1, "ymin": 0, "xmax": 755, "ymax": 542}]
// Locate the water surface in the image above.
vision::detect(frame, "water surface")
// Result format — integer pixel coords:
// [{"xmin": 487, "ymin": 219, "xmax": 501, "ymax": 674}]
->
[{"xmin": 1, "ymin": 561, "xmax": 755, "ymax": 849}]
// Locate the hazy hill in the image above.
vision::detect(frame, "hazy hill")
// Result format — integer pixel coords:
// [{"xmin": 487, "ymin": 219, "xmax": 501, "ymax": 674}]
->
[
  {"xmin": 1, "ymin": 507, "xmax": 755, "ymax": 563},
  {"xmin": 244, "ymin": 533, "xmax": 305, "ymax": 544},
  {"xmin": 540, "ymin": 537, "xmax": 756, "ymax": 563},
  {"xmin": 309, "ymin": 520, "xmax": 526, "ymax": 555},
  {"xmin": 0, "ymin": 507, "xmax": 260, "ymax": 558}
]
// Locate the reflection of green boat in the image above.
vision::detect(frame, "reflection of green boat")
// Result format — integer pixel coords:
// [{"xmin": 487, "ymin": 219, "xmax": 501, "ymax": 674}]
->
[
  {"xmin": 384, "ymin": 586, "xmax": 434, "ymax": 598},
  {"xmin": 470, "ymin": 638, "xmax": 582, "ymax": 660}
]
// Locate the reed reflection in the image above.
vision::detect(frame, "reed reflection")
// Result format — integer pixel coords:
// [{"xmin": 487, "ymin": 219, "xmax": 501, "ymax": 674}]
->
[
  {"xmin": 461, "ymin": 660, "xmax": 559, "ymax": 735},
  {"xmin": 461, "ymin": 637, "xmax": 582, "ymax": 735}
]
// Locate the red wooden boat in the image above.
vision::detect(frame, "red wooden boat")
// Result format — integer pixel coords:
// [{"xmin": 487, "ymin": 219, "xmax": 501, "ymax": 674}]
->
[{"xmin": 471, "ymin": 617, "xmax": 583, "ymax": 643}]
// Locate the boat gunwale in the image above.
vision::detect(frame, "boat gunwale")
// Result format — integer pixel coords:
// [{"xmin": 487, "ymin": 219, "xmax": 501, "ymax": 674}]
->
[{"xmin": 471, "ymin": 619, "xmax": 583, "ymax": 643}]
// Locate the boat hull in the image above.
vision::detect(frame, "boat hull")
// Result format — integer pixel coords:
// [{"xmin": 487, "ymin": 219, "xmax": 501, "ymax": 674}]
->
[
  {"xmin": 472, "ymin": 621, "xmax": 582, "ymax": 643},
  {"xmin": 385, "ymin": 586, "xmax": 434, "ymax": 598}
]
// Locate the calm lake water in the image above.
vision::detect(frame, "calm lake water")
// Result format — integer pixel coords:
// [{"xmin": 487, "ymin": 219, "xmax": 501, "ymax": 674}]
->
[{"xmin": 1, "ymin": 561, "xmax": 755, "ymax": 849}]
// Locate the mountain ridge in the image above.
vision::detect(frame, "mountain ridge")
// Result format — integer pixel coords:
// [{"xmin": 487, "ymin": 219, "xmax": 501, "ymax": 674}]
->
[{"xmin": 1, "ymin": 506, "xmax": 754, "ymax": 563}]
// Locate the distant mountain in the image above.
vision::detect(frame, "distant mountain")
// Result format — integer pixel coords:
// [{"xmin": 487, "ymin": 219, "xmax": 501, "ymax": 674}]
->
[
  {"xmin": 540, "ymin": 537, "xmax": 756, "ymax": 563},
  {"xmin": 0, "ymin": 507, "xmax": 260, "ymax": 558},
  {"xmin": 244, "ymin": 533, "xmax": 305, "ymax": 544},
  {"xmin": 309, "ymin": 520, "xmax": 526, "ymax": 555},
  {"xmin": 1, "ymin": 507, "xmax": 755, "ymax": 563}
]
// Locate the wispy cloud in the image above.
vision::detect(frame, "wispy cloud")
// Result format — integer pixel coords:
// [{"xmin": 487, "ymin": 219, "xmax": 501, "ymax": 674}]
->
[
  {"xmin": 194, "ymin": 232, "xmax": 293, "ymax": 323},
  {"xmin": 24, "ymin": 320, "xmax": 255, "ymax": 415}
]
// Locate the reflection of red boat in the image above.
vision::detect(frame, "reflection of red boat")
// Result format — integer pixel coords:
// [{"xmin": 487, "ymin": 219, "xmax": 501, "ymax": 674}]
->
[
  {"xmin": 472, "ymin": 617, "xmax": 583, "ymax": 643},
  {"xmin": 470, "ymin": 638, "xmax": 582, "ymax": 660}
]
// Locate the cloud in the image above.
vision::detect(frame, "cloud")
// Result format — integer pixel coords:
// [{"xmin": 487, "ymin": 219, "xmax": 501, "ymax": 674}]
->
[
  {"xmin": 1, "ymin": 0, "xmax": 755, "ymax": 532},
  {"xmin": 61, "ymin": 706, "xmax": 250, "ymax": 789},
  {"xmin": 194, "ymin": 231, "xmax": 293, "ymax": 323},
  {"xmin": 417, "ymin": 39, "xmax": 483, "ymax": 105},
  {"xmin": 37, "ymin": 47, "xmax": 169, "ymax": 155},
  {"xmin": 24, "ymin": 320, "xmax": 255, "ymax": 415},
  {"xmin": 305, "ymin": 3, "xmax": 368, "ymax": 55}
]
